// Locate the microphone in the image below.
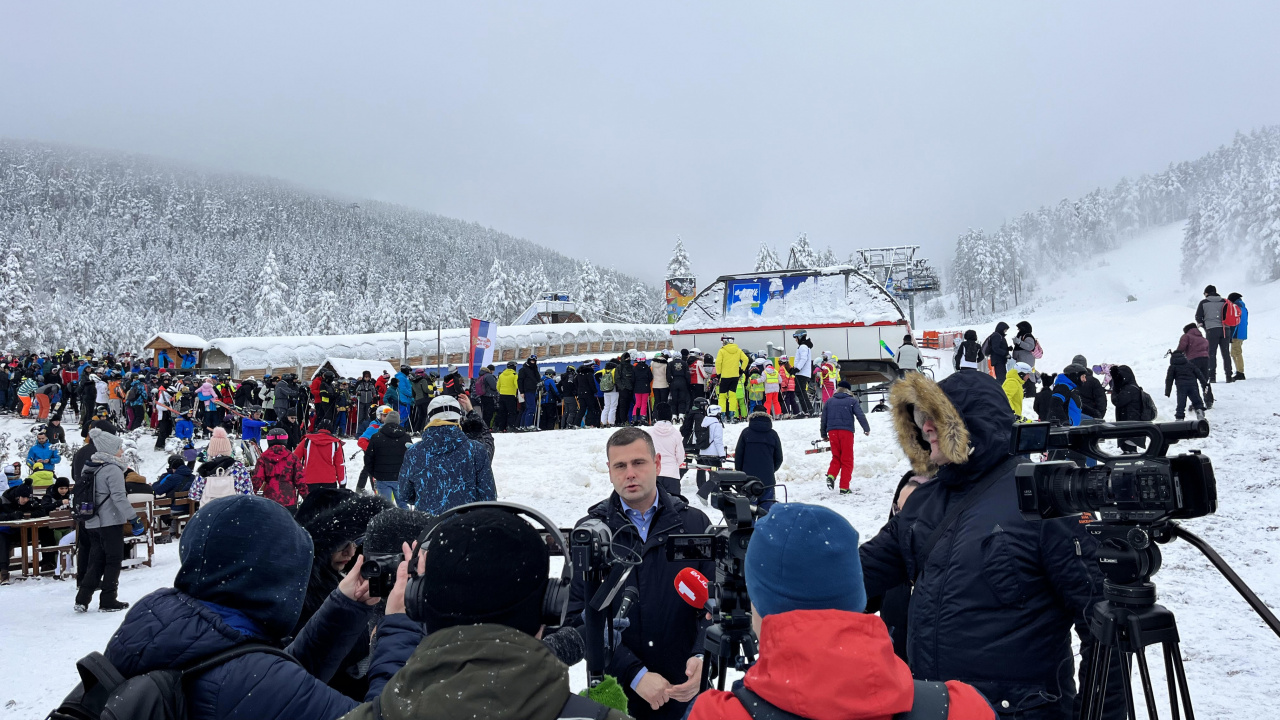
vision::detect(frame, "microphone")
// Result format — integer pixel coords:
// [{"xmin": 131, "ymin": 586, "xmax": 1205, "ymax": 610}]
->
[
  {"xmin": 541, "ymin": 625, "xmax": 586, "ymax": 666},
  {"xmin": 674, "ymin": 567, "xmax": 710, "ymax": 609},
  {"xmin": 614, "ymin": 586, "xmax": 639, "ymax": 625}
]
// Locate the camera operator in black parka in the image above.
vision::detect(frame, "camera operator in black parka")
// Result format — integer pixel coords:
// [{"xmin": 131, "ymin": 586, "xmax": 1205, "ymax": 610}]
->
[{"xmin": 858, "ymin": 371, "xmax": 1124, "ymax": 720}]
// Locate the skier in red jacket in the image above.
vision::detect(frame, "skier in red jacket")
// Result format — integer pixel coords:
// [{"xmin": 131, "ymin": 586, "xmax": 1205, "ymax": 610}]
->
[
  {"xmin": 294, "ymin": 421, "xmax": 346, "ymax": 489},
  {"xmin": 688, "ymin": 503, "xmax": 993, "ymax": 720}
]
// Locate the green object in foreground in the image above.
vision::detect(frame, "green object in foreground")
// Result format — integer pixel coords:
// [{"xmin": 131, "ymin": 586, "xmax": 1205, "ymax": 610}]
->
[{"xmin": 580, "ymin": 675, "xmax": 629, "ymax": 713}]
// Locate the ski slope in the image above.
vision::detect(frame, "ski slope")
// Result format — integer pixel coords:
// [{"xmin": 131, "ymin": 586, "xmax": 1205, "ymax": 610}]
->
[{"xmin": 1, "ymin": 222, "xmax": 1277, "ymax": 719}]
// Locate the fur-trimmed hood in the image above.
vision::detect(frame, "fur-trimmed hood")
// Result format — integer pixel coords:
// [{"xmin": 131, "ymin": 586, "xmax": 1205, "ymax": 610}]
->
[{"xmin": 889, "ymin": 370, "xmax": 1014, "ymax": 486}]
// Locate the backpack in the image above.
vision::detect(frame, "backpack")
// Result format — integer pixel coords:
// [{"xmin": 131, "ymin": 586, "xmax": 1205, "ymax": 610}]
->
[
  {"xmin": 1139, "ymin": 390, "xmax": 1158, "ymax": 421},
  {"xmin": 980, "ymin": 334, "xmax": 992, "ymax": 357},
  {"xmin": 1223, "ymin": 300, "xmax": 1242, "ymax": 327},
  {"xmin": 72, "ymin": 464, "xmax": 100, "ymax": 522},
  {"xmin": 731, "ymin": 680, "xmax": 948, "ymax": 720},
  {"xmin": 599, "ymin": 370, "xmax": 616, "ymax": 393},
  {"xmin": 695, "ymin": 422, "xmax": 713, "ymax": 451},
  {"xmin": 1031, "ymin": 339, "xmax": 1044, "ymax": 359},
  {"xmin": 197, "ymin": 457, "xmax": 239, "ymax": 503},
  {"xmin": 49, "ymin": 643, "xmax": 296, "ymax": 720}
]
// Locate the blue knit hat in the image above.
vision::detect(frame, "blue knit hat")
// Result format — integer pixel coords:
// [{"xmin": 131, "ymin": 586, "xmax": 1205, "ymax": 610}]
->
[{"xmin": 745, "ymin": 503, "xmax": 866, "ymax": 617}]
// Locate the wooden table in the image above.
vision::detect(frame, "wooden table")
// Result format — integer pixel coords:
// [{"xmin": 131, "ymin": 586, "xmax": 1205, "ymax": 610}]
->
[{"xmin": 0, "ymin": 516, "xmax": 56, "ymax": 578}]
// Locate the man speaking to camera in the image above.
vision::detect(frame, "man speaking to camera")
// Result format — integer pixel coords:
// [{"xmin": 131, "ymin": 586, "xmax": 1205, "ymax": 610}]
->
[{"xmin": 570, "ymin": 427, "xmax": 713, "ymax": 720}]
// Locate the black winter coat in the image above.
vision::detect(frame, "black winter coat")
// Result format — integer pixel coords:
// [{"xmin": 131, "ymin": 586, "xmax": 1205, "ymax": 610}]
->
[
  {"xmin": 517, "ymin": 362, "xmax": 540, "ymax": 394},
  {"xmin": 363, "ymin": 424, "xmax": 411, "ymax": 482},
  {"xmin": 615, "ymin": 360, "xmax": 635, "ymax": 392},
  {"xmin": 568, "ymin": 488, "xmax": 712, "ymax": 719},
  {"xmin": 632, "ymin": 363, "xmax": 653, "ymax": 393},
  {"xmin": 860, "ymin": 370, "xmax": 1120, "ymax": 720},
  {"xmin": 666, "ymin": 357, "xmax": 689, "ymax": 389},
  {"xmin": 733, "ymin": 415, "xmax": 783, "ymax": 489},
  {"xmin": 984, "ymin": 322, "xmax": 1010, "ymax": 368},
  {"xmin": 575, "ymin": 369, "xmax": 597, "ymax": 399},
  {"xmin": 1165, "ymin": 353, "xmax": 1206, "ymax": 395},
  {"xmin": 1110, "ymin": 365, "xmax": 1144, "ymax": 422},
  {"xmin": 1077, "ymin": 374, "xmax": 1108, "ymax": 420}
]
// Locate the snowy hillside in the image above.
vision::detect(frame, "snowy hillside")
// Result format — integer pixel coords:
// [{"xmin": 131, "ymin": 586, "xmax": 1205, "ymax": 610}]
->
[
  {"xmin": 1, "ymin": 223, "xmax": 1276, "ymax": 718},
  {"xmin": 0, "ymin": 141, "xmax": 664, "ymax": 352}
]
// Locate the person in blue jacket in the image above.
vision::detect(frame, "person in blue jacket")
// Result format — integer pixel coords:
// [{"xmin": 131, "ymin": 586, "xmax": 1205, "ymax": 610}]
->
[
  {"xmin": 1047, "ymin": 365, "xmax": 1086, "ymax": 427},
  {"xmin": 26, "ymin": 427, "xmax": 62, "ymax": 472},
  {"xmin": 1228, "ymin": 292, "xmax": 1248, "ymax": 380},
  {"xmin": 394, "ymin": 365, "xmax": 414, "ymax": 420},
  {"xmin": 538, "ymin": 369, "xmax": 561, "ymax": 430},
  {"xmin": 399, "ymin": 395, "xmax": 495, "ymax": 515},
  {"xmin": 69, "ymin": 494, "xmax": 419, "ymax": 720},
  {"xmin": 181, "ymin": 350, "xmax": 198, "ymax": 369}
]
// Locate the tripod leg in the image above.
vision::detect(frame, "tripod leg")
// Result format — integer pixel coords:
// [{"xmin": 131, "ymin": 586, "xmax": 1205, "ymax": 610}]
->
[
  {"xmin": 1162, "ymin": 643, "xmax": 1181, "ymax": 720},
  {"xmin": 1118, "ymin": 650, "xmax": 1138, "ymax": 720},
  {"xmin": 1126, "ymin": 616, "xmax": 1160, "ymax": 720},
  {"xmin": 1167, "ymin": 642, "xmax": 1196, "ymax": 720},
  {"xmin": 1082, "ymin": 641, "xmax": 1112, "ymax": 720}
]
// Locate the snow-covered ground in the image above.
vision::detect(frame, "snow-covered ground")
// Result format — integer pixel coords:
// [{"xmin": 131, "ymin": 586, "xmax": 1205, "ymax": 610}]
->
[{"xmin": 2, "ymin": 222, "xmax": 1277, "ymax": 718}]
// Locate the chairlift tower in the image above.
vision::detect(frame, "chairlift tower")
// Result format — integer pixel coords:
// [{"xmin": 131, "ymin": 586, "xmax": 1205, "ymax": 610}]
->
[{"xmin": 854, "ymin": 246, "xmax": 941, "ymax": 328}]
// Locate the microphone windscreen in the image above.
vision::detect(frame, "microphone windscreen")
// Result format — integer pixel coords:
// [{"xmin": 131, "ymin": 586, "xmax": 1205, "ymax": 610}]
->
[
  {"xmin": 674, "ymin": 567, "xmax": 709, "ymax": 609},
  {"xmin": 542, "ymin": 625, "xmax": 586, "ymax": 666}
]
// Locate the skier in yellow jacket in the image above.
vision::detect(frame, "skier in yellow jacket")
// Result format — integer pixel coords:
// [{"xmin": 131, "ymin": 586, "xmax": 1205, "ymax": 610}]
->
[
  {"xmin": 714, "ymin": 336, "xmax": 750, "ymax": 421},
  {"xmin": 1002, "ymin": 362, "xmax": 1033, "ymax": 419}
]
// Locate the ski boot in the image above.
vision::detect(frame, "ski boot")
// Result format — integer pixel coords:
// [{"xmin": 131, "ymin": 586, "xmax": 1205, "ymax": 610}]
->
[
  {"xmin": 1234, "ymin": 372, "xmax": 1246, "ymax": 381},
  {"xmin": 825, "ymin": 474, "xmax": 835, "ymax": 490},
  {"xmin": 839, "ymin": 488, "xmax": 852, "ymax": 495}
]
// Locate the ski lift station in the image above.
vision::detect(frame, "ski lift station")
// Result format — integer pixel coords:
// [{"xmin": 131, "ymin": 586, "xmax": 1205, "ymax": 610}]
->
[{"xmin": 671, "ymin": 266, "xmax": 910, "ymax": 384}]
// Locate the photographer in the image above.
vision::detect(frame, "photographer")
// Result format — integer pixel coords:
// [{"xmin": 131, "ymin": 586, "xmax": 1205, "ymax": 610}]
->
[
  {"xmin": 688, "ymin": 503, "xmax": 993, "ymax": 720},
  {"xmin": 54, "ymin": 494, "xmax": 418, "ymax": 720},
  {"xmin": 858, "ymin": 371, "xmax": 1121, "ymax": 720},
  {"xmin": 347, "ymin": 507, "xmax": 630, "ymax": 720},
  {"xmin": 569, "ymin": 427, "xmax": 713, "ymax": 720}
]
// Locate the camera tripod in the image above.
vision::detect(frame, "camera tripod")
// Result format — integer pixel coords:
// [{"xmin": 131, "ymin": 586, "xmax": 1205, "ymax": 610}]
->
[{"xmin": 1079, "ymin": 522, "xmax": 1280, "ymax": 720}]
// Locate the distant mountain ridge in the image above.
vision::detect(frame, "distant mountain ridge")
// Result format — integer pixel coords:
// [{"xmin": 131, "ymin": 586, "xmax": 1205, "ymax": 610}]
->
[{"xmin": 0, "ymin": 141, "xmax": 663, "ymax": 351}]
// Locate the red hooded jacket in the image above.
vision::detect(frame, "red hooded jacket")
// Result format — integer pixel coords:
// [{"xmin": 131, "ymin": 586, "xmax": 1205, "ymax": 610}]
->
[
  {"xmin": 689, "ymin": 610, "xmax": 993, "ymax": 720},
  {"xmin": 294, "ymin": 430, "xmax": 346, "ymax": 485}
]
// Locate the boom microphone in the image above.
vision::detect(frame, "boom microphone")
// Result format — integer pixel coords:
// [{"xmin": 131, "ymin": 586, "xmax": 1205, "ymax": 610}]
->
[{"xmin": 674, "ymin": 567, "xmax": 710, "ymax": 609}]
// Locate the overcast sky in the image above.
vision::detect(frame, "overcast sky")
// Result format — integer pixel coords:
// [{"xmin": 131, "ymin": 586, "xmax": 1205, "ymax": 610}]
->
[{"xmin": 5, "ymin": 2, "xmax": 1280, "ymax": 286}]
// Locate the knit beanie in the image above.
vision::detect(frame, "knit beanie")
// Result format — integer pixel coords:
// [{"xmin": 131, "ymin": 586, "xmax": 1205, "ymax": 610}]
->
[
  {"xmin": 1072, "ymin": 354, "xmax": 1088, "ymax": 368},
  {"xmin": 90, "ymin": 427, "xmax": 123, "ymax": 457},
  {"xmin": 382, "ymin": 410, "xmax": 401, "ymax": 427},
  {"xmin": 420, "ymin": 508, "xmax": 549, "ymax": 636},
  {"xmin": 175, "ymin": 494, "xmax": 313, "ymax": 638},
  {"xmin": 745, "ymin": 503, "xmax": 866, "ymax": 617}
]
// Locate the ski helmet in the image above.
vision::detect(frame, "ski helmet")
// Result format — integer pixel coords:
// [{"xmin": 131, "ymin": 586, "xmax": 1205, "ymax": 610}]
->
[
  {"xmin": 689, "ymin": 347, "xmax": 701, "ymax": 355},
  {"xmin": 427, "ymin": 394, "xmax": 462, "ymax": 422},
  {"xmin": 507, "ymin": 361, "xmax": 517, "ymax": 369},
  {"xmin": 400, "ymin": 364, "xmax": 411, "ymax": 373},
  {"xmin": 720, "ymin": 336, "xmax": 734, "ymax": 345},
  {"xmin": 693, "ymin": 397, "xmax": 709, "ymax": 409},
  {"xmin": 792, "ymin": 329, "xmax": 808, "ymax": 340},
  {"xmin": 707, "ymin": 404, "xmax": 722, "ymax": 417}
]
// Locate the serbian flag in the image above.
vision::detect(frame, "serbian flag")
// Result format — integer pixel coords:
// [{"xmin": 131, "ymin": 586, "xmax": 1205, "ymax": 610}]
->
[{"xmin": 469, "ymin": 318, "xmax": 498, "ymax": 378}]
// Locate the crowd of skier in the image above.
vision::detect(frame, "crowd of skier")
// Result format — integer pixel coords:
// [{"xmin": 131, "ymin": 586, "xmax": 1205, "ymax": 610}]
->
[{"xmin": 0, "ymin": 284, "xmax": 1257, "ymax": 720}]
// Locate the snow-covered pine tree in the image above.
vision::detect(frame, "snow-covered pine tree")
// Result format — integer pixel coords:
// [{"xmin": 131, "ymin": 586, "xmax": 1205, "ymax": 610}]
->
[
  {"xmin": 666, "ymin": 237, "xmax": 692, "ymax": 279},
  {"xmin": 575, "ymin": 261, "xmax": 606, "ymax": 321},
  {"xmin": 754, "ymin": 242, "xmax": 782, "ymax": 272},
  {"xmin": 815, "ymin": 246, "xmax": 839, "ymax": 267},
  {"xmin": 786, "ymin": 233, "xmax": 817, "ymax": 269},
  {"xmin": 2, "ymin": 246, "xmax": 40, "ymax": 352},
  {"xmin": 481, "ymin": 259, "xmax": 512, "ymax": 324},
  {"xmin": 253, "ymin": 250, "xmax": 293, "ymax": 335}
]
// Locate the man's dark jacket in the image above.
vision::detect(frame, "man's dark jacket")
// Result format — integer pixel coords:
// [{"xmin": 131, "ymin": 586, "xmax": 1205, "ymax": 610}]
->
[
  {"xmin": 518, "ymin": 361, "xmax": 541, "ymax": 394},
  {"xmin": 569, "ymin": 486, "xmax": 712, "ymax": 719},
  {"xmin": 733, "ymin": 415, "xmax": 783, "ymax": 489},
  {"xmin": 859, "ymin": 370, "xmax": 1120, "ymax": 720},
  {"xmin": 363, "ymin": 423, "xmax": 412, "ymax": 482},
  {"xmin": 1077, "ymin": 372, "xmax": 1108, "ymax": 420}
]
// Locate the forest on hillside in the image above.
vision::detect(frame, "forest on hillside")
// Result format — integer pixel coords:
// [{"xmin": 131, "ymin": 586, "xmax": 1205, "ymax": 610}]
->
[
  {"xmin": 0, "ymin": 142, "xmax": 665, "ymax": 352},
  {"xmin": 948, "ymin": 126, "xmax": 1280, "ymax": 318}
]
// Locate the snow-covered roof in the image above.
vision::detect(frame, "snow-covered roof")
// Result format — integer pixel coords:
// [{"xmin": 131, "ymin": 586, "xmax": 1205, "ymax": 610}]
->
[
  {"xmin": 673, "ymin": 267, "xmax": 904, "ymax": 332},
  {"xmin": 206, "ymin": 323, "xmax": 673, "ymax": 370},
  {"xmin": 143, "ymin": 333, "xmax": 209, "ymax": 350},
  {"xmin": 313, "ymin": 357, "xmax": 398, "ymax": 380}
]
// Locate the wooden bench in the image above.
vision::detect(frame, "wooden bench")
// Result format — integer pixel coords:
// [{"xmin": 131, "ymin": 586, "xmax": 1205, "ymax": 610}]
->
[
  {"xmin": 32, "ymin": 509, "xmax": 77, "ymax": 576},
  {"xmin": 122, "ymin": 497, "xmax": 155, "ymax": 569},
  {"xmin": 152, "ymin": 491, "xmax": 194, "ymax": 539}
]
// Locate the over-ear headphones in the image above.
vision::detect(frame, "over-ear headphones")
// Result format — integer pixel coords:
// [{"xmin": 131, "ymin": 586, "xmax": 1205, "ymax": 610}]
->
[{"xmin": 404, "ymin": 501, "xmax": 573, "ymax": 630}]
